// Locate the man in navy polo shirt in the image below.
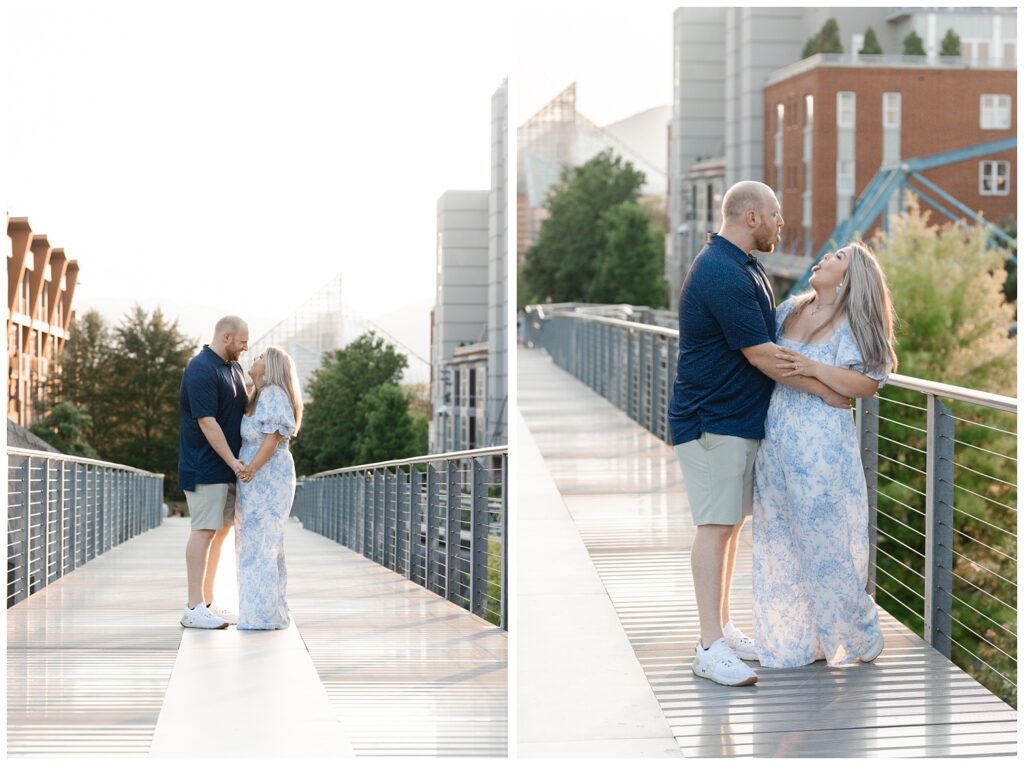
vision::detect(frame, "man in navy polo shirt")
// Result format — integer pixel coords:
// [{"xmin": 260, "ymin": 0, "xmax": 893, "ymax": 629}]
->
[
  {"xmin": 178, "ymin": 316, "xmax": 250, "ymax": 629},
  {"xmin": 669, "ymin": 181, "xmax": 849, "ymax": 686}
]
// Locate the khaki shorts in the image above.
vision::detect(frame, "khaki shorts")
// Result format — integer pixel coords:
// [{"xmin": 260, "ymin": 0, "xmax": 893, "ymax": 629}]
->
[
  {"xmin": 184, "ymin": 483, "xmax": 236, "ymax": 531},
  {"xmin": 674, "ymin": 433, "xmax": 760, "ymax": 526}
]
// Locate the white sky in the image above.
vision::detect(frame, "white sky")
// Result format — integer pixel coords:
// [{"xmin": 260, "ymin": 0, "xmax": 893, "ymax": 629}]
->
[
  {"xmin": 6, "ymin": 0, "xmax": 510, "ymax": 347},
  {"xmin": 514, "ymin": 0, "xmax": 679, "ymax": 126}
]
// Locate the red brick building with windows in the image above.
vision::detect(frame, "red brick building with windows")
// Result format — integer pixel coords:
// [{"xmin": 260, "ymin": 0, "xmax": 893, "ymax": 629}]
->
[{"xmin": 763, "ymin": 58, "xmax": 1016, "ymax": 258}]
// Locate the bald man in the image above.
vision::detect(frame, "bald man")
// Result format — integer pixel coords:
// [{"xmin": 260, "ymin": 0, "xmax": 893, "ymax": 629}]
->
[
  {"xmin": 667, "ymin": 181, "xmax": 847, "ymax": 686},
  {"xmin": 177, "ymin": 316, "xmax": 250, "ymax": 629}
]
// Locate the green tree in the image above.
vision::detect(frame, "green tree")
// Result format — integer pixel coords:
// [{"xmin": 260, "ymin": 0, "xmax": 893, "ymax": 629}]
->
[
  {"xmin": 29, "ymin": 402, "xmax": 99, "ymax": 458},
  {"xmin": 103, "ymin": 307, "xmax": 197, "ymax": 495},
  {"xmin": 589, "ymin": 201, "xmax": 667, "ymax": 307},
  {"xmin": 802, "ymin": 18, "xmax": 843, "ymax": 58},
  {"xmin": 940, "ymin": 28, "xmax": 961, "ymax": 56},
  {"xmin": 293, "ymin": 332, "xmax": 407, "ymax": 474},
  {"xmin": 58, "ymin": 310, "xmax": 114, "ymax": 418},
  {"xmin": 355, "ymin": 383, "xmax": 421, "ymax": 464},
  {"xmin": 521, "ymin": 149, "xmax": 646, "ymax": 303},
  {"xmin": 902, "ymin": 30, "xmax": 926, "ymax": 56},
  {"xmin": 994, "ymin": 215, "xmax": 1016, "ymax": 305},
  {"xmin": 859, "ymin": 26, "xmax": 883, "ymax": 54},
  {"xmin": 872, "ymin": 197, "xmax": 1016, "ymax": 707}
]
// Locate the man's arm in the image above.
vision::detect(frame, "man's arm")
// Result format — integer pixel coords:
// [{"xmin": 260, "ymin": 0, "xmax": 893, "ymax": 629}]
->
[
  {"xmin": 775, "ymin": 347, "xmax": 880, "ymax": 398},
  {"xmin": 741, "ymin": 343, "xmax": 851, "ymax": 408},
  {"xmin": 197, "ymin": 417, "xmax": 245, "ymax": 476}
]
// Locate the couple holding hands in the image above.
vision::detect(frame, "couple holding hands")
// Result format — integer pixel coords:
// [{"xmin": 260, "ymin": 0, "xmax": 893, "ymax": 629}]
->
[{"xmin": 176, "ymin": 316, "xmax": 303, "ymax": 632}]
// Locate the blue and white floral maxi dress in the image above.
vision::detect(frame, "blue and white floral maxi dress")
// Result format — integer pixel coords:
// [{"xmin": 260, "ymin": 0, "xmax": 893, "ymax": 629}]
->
[
  {"xmin": 752, "ymin": 297, "xmax": 886, "ymax": 667},
  {"xmin": 235, "ymin": 384, "xmax": 296, "ymax": 630}
]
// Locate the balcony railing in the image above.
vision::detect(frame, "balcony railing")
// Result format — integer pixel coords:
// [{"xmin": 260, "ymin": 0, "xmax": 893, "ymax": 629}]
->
[
  {"xmin": 524, "ymin": 303, "xmax": 1017, "ymax": 707},
  {"xmin": 291, "ymin": 446, "xmax": 508, "ymax": 629},
  {"xmin": 6, "ymin": 448, "xmax": 165, "ymax": 608}
]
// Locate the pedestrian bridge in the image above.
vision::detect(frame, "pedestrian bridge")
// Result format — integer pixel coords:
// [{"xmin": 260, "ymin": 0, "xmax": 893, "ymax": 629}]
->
[
  {"xmin": 7, "ymin": 448, "xmax": 507, "ymax": 758},
  {"xmin": 518, "ymin": 304, "xmax": 1017, "ymax": 758}
]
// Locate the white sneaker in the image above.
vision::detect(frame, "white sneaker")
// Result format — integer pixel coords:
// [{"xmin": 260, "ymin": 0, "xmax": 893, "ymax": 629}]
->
[
  {"xmin": 724, "ymin": 621, "xmax": 758, "ymax": 662},
  {"xmin": 860, "ymin": 632, "xmax": 884, "ymax": 663},
  {"xmin": 180, "ymin": 603, "xmax": 228, "ymax": 629},
  {"xmin": 207, "ymin": 602, "xmax": 238, "ymax": 625},
  {"xmin": 692, "ymin": 637, "xmax": 758, "ymax": 686}
]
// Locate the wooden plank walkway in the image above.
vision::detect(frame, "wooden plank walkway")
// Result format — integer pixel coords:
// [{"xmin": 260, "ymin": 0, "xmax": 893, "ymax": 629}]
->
[
  {"xmin": 7, "ymin": 516, "xmax": 507, "ymax": 757},
  {"xmin": 518, "ymin": 347, "xmax": 1017, "ymax": 758}
]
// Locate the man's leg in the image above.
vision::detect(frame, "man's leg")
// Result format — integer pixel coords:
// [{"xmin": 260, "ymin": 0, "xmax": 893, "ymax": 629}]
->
[
  {"xmin": 691, "ymin": 523, "xmax": 734, "ymax": 648},
  {"xmin": 202, "ymin": 524, "xmax": 232, "ymax": 604},
  {"xmin": 185, "ymin": 529, "xmax": 216, "ymax": 608},
  {"xmin": 720, "ymin": 517, "xmax": 747, "ymax": 626}
]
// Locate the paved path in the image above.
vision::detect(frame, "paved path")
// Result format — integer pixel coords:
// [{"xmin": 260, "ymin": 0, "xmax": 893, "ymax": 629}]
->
[
  {"xmin": 518, "ymin": 347, "xmax": 1017, "ymax": 758},
  {"xmin": 7, "ymin": 516, "xmax": 507, "ymax": 757}
]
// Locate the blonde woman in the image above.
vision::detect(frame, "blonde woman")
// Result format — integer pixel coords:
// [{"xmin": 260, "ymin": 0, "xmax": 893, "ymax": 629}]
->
[
  {"xmin": 752, "ymin": 242, "xmax": 897, "ymax": 668},
  {"xmin": 234, "ymin": 346, "xmax": 303, "ymax": 630}
]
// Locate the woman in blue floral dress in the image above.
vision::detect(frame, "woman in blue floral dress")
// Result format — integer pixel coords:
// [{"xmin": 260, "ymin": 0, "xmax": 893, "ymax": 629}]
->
[
  {"xmin": 234, "ymin": 345, "xmax": 303, "ymax": 630},
  {"xmin": 753, "ymin": 242, "xmax": 898, "ymax": 668}
]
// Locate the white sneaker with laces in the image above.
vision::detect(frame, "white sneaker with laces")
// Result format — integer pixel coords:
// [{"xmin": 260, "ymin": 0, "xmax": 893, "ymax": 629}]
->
[
  {"xmin": 207, "ymin": 603, "xmax": 238, "ymax": 625},
  {"xmin": 724, "ymin": 621, "xmax": 758, "ymax": 662},
  {"xmin": 692, "ymin": 637, "xmax": 758, "ymax": 686},
  {"xmin": 180, "ymin": 603, "xmax": 228, "ymax": 630}
]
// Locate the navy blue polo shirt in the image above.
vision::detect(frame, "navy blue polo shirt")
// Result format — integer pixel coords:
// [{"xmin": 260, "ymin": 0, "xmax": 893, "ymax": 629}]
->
[
  {"xmin": 178, "ymin": 345, "xmax": 247, "ymax": 491},
  {"xmin": 668, "ymin": 234, "xmax": 777, "ymax": 446}
]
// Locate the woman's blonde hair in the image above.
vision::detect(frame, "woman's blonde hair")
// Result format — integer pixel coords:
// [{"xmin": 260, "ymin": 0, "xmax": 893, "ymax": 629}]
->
[
  {"xmin": 250, "ymin": 345, "xmax": 303, "ymax": 434},
  {"xmin": 787, "ymin": 241, "xmax": 898, "ymax": 375}
]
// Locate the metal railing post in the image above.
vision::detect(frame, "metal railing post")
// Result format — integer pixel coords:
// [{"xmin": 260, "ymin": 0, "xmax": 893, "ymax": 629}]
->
[
  {"xmin": 410, "ymin": 467, "xmax": 422, "ymax": 586},
  {"xmin": 383, "ymin": 468, "xmax": 395, "ymax": 570},
  {"xmin": 856, "ymin": 395, "xmax": 881, "ymax": 597},
  {"xmin": 426, "ymin": 464, "xmax": 440, "ymax": 595},
  {"xmin": 501, "ymin": 453, "xmax": 508, "ymax": 630},
  {"xmin": 924, "ymin": 395, "xmax": 955, "ymax": 657},
  {"xmin": 469, "ymin": 458, "xmax": 488, "ymax": 619},
  {"xmin": 444, "ymin": 460, "xmax": 460, "ymax": 604}
]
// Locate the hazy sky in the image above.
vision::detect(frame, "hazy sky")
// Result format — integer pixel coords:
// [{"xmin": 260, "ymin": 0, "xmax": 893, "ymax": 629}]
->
[
  {"xmin": 515, "ymin": 0, "xmax": 680, "ymax": 126},
  {"xmin": 7, "ymin": 0, "xmax": 510, "ymax": 346}
]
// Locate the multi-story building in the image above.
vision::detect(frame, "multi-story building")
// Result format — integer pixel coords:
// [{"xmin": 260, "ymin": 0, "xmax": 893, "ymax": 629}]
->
[
  {"xmin": 431, "ymin": 79, "xmax": 509, "ymax": 453},
  {"xmin": 668, "ymin": 6, "xmax": 1018, "ymax": 306},
  {"xmin": 763, "ymin": 57, "xmax": 1015, "ymax": 258},
  {"xmin": 7, "ymin": 216, "xmax": 79, "ymax": 426}
]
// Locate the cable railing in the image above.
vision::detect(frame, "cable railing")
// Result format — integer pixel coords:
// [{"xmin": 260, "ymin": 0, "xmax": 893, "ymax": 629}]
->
[
  {"xmin": 291, "ymin": 446, "xmax": 508, "ymax": 629},
  {"xmin": 6, "ymin": 448, "xmax": 165, "ymax": 608},
  {"xmin": 524, "ymin": 303, "xmax": 1017, "ymax": 708}
]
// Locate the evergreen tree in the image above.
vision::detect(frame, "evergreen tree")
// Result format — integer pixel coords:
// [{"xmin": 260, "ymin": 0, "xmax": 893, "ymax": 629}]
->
[
  {"xmin": 902, "ymin": 30, "xmax": 926, "ymax": 56},
  {"xmin": 940, "ymin": 28, "xmax": 961, "ymax": 56},
  {"xmin": 355, "ymin": 383, "xmax": 421, "ymax": 464},
  {"xmin": 588, "ymin": 201, "xmax": 667, "ymax": 307},
  {"xmin": 859, "ymin": 26, "xmax": 883, "ymax": 54},
  {"xmin": 58, "ymin": 310, "xmax": 114, "ymax": 420},
  {"xmin": 802, "ymin": 18, "xmax": 843, "ymax": 58}
]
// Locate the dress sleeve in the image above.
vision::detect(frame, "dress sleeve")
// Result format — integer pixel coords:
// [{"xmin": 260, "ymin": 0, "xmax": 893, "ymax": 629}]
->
[
  {"xmin": 256, "ymin": 385, "xmax": 296, "ymax": 438},
  {"xmin": 835, "ymin": 323, "xmax": 890, "ymax": 387},
  {"xmin": 775, "ymin": 297, "xmax": 796, "ymax": 335}
]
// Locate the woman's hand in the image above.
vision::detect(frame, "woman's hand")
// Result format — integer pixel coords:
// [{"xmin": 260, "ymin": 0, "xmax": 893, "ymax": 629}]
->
[
  {"xmin": 239, "ymin": 463, "xmax": 256, "ymax": 483},
  {"xmin": 775, "ymin": 348, "xmax": 820, "ymax": 378}
]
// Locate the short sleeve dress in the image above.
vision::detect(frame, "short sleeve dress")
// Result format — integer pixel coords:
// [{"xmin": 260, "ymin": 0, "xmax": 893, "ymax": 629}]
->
[
  {"xmin": 752, "ymin": 297, "xmax": 887, "ymax": 667},
  {"xmin": 235, "ymin": 384, "xmax": 297, "ymax": 630}
]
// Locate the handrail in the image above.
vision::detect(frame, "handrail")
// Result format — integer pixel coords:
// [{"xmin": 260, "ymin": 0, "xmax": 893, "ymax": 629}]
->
[
  {"xmin": 6, "ymin": 447, "xmax": 166, "ymax": 477},
  {"xmin": 525, "ymin": 305, "xmax": 1018, "ymax": 412},
  {"xmin": 306, "ymin": 445, "xmax": 508, "ymax": 479}
]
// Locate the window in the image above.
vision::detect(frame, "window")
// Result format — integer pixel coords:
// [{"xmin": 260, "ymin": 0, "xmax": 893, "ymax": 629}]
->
[
  {"xmin": 836, "ymin": 92, "xmax": 855, "ymax": 128},
  {"xmin": 979, "ymin": 161, "xmax": 1010, "ymax": 196},
  {"xmin": 804, "ymin": 94, "xmax": 814, "ymax": 126},
  {"xmin": 837, "ymin": 160, "xmax": 855, "ymax": 194},
  {"xmin": 980, "ymin": 94, "xmax": 1011, "ymax": 129},
  {"xmin": 883, "ymin": 92, "xmax": 901, "ymax": 129},
  {"xmin": 469, "ymin": 368, "xmax": 476, "ymax": 408}
]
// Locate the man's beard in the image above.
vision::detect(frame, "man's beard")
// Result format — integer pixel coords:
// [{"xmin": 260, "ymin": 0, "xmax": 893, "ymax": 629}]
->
[{"xmin": 755, "ymin": 225, "xmax": 778, "ymax": 253}]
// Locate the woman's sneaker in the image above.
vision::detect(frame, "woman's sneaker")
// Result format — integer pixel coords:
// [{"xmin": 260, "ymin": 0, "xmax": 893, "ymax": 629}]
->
[
  {"xmin": 692, "ymin": 637, "xmax": 758, "ymax": 686},
  {"xmin": 860, "ymin": 632, "xmax": 884, "ymax": 662},
  {"xmin": 207, "ymin": 602, "xmax": 238, "ymax": 625},
  {"xmin": 180, "ymin": 603, "xmax": 228, "ymax": 629},
  {"xmin": 724, "ymin": 621, "xmax": 758, "ymax": 662}
]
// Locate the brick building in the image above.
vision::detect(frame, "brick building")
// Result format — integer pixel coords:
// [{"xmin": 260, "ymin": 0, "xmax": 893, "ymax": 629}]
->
[
  {"xmin": 764, "ymin": 58, "xmax": 1016, "ymax": 257},
  {"xmin": 7, "ymin": 216, "xmax": 79, "ymax": 427}
]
